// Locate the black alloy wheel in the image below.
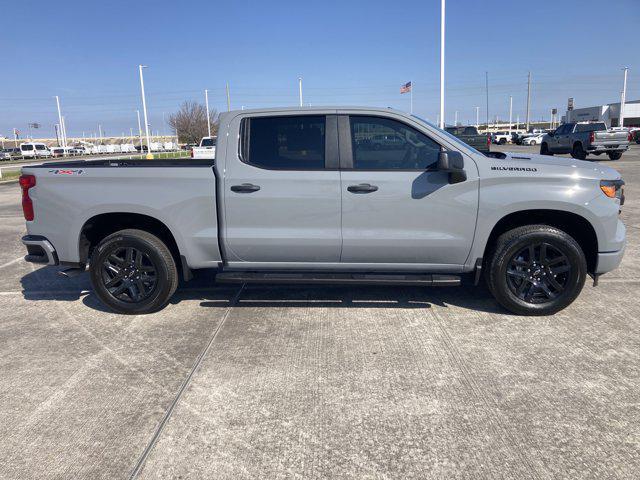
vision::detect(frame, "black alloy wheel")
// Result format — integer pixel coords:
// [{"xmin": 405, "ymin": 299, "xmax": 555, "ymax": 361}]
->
[
  {"xmin": 101, "ymin": 246, "xmax": 158, "ymax": 303},
  {"xmin": 505, "ymin": 242, "xmax": 570, "ymax": 304}
]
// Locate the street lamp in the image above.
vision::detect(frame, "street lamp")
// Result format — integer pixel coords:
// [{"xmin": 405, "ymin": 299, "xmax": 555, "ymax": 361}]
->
[
  {"xmin": 138, "ymin": 65, "xmax": 153, "ymax": 158},
  {"xmin": 205, "ymin": 89, "xmax": 211, "ymax": 137}
]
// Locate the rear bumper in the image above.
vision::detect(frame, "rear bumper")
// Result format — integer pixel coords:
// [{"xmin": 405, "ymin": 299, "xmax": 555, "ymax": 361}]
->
[
  {"xmin": 587, "ymin": 144, "xmax": 629, "ymax": 152},
  {"xmin": 21, "ymin": 235, "xmax": 59, "ymax": 265}
]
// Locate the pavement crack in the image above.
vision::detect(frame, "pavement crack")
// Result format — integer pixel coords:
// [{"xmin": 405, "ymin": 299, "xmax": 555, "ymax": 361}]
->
[{"xmin": 128, "ymin": 283, "xmax": 246, "ymax": 480}]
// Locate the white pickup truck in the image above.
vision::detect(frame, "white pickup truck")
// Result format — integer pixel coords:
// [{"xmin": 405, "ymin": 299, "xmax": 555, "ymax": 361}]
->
[{"xmin": 191, "ymin": 136, "xmax": 216, "ymax": 159}]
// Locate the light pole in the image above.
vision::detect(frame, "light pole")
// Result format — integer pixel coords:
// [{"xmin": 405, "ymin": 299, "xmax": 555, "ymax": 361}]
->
[
  {"xmin": 138, "ymin": 65, "xmax": 152, "ymax": 158},
  {"xmin": 439, "ymin": 0, "xmax": 445, "ymax": 128},
  {"xmin": 620, "ymin": 67, "xmax": 629, "ymax": 128},
  {"xmin": 525, "ymin": 71, "xmax": 531, "ymax": 131},
  {"xmin": 136, "ymin": 110, "xmax": 143, "ymax": 152},
  {"xmin": 205, "ymin": 89, "xmax": 211, "ymax": 137},
  {"xmin": 298, "ymin": 77, "xmax": 303, "ymax": 107},
  {"xmin": 226, "ymin": 83, "xmax": 231, "ymax": 111},
  {"xmin": 508, "ymin": 95, "xmax": 513, "ymax": 135},
  {"xmin": 454, "ymin": 111, "xmax": 458, "ymax": 126},
  {"xmin": 54, "ymin": 96, "xmax": 66, "ymax": 147},
  {"xmin": 475, "ymin": 106, "xmax": 480, "ymax": 128}
]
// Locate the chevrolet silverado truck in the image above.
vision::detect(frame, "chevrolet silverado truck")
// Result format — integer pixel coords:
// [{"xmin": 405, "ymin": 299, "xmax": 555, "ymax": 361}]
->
[
  {"xmin": 19, "ymin": 107, "xmax": 626, "ymax": 316},
  {"xmin": 541, "ymin": 122, "xmax": 631, "ymax": 160}
]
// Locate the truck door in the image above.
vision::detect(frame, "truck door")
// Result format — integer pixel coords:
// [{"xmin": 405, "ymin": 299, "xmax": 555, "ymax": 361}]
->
[
  {"xmin": 339, "ymin": 115, "xmax": 478, "ymax": 269},
  {"xmin": 223, "ymin": 114, "xmax": 342, "ymax": 266}
]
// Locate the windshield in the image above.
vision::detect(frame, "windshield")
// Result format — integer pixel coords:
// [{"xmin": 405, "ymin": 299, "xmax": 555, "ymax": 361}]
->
[
  {"xmin": 411, "ymin": 115, "xmax": 482, "ymax": 156},
  {"xmin": 201, "ymin": 138, "xmax": 216, "ymax": 147}
]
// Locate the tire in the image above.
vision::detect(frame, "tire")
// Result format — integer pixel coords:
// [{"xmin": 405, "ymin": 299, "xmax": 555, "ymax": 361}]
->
[
  {"xmin": 499, "ymin": 138, "xmax": 507, "ymax": 145},
  {"xmin": 89, "ymin": 229, "xmax": 178, "ymax": 314},
  {"xmin": 530, "ymin": 140, "xmax": 537, "ymax": 146},
  {"xmin": 607, "ymin": 151, "xmax": 622, "ymax": 160},
  {"xmin": 540, "ymin": 143, "xmax": 553, "ymax": 156},
  {"xmin": 571, "ymin": 143, "xmax": 587, "ymax": 160},
  {"xmin": 486, "ymin": 225, "xmax": 587, "ymax": 316}
]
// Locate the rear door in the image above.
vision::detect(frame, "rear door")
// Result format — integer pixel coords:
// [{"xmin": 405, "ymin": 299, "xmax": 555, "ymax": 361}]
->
[
  {"xmin": 339, "ymin": 114, "xmax": 478, "ymax": 269},
  {"xmin": 223, "ymin": 114, "xmax": 342, "ymax": 266}
]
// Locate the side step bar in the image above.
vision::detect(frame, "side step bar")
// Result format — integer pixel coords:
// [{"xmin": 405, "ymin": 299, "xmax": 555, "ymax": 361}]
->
[{"xmin": 215, "ymin": 271, "xmax": 461, "ymax": 287}]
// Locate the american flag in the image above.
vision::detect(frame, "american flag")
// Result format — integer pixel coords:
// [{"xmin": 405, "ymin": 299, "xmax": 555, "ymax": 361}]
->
[{"xmin": 400, "ymin": 81, "xmax": 412, "ymax": 94}]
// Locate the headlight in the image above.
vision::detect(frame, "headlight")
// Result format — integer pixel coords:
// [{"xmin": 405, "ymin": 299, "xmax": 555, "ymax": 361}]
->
[{"xmin": 600, "ymin": 179, "xmax": 625, "ymax": 204}]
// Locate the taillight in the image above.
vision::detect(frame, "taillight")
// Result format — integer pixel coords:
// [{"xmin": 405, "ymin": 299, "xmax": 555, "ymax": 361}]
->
[
  {"xmin": 589, "ymin": 131, "xmax": 595, "ymax": 143},
  {"xmin": 190, "ymin": 148, "xmax": 194, "ymax": 158},
  {"xmin": 628, "ymin": 132, "xmax": 633, "ymax": 142},
  {"xmin": 19, "ymin": 174, "xmax": 36, "ymax": 221},
  {"xmin": 487, "ymin": 134, "xmax": 491, "ymax": 148}
]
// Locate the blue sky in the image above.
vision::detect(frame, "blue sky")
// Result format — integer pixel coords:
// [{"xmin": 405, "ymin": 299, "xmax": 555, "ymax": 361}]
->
[{"xmin": 1, "ymin": 0, "xmax": 638, "ymax": 139}]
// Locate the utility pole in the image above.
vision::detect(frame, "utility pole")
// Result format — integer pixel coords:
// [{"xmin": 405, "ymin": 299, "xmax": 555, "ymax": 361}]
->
[
  {"xmin": 475, "ymin": 106, "xmax": 480, "ymax": 128},
  {"xmin": 620, "ymin": 67, "xmax": 629, "ymax": 128},
  {"xmin": 525, "ymin": 71, "xmax": 531, "ymax": 131},
  {"xmin": 298, "ymin": 77, "xmax": 303, "ymax": 107},
  {"xmin": 136, "ymin": 110, "xmax": 143, "ymax": 152},
  {"xmin": 454, "ymin": 110, "xmax": 458, "ymax": 126},
  {"xmin": 508, "ymin": 95, "xmax": 513, "ymax": 135},
  {"xmin": 204, "ymin": 89, "xmax": 211, "ymax": 137},
  {"xmin": 439, "ymin": 0, "xmax": 445, "ymax": 128},
  {"xmin": 138, "ymin": 65, "xmax": 152, "ymax": 157},
  {"xmin": 98, "ymin": 124, "xmax": 103, "ymax": 144},
  {"xmin": 54, "ymin": 96, "xmax": 66, "ymax": 147},
  {"xmin": 226, "ymin": 83, "xmax": 231, "ymax": 111},
  {"xmin": 485, "ymin": 71, "xmax": 489, "ymax": 130},
  {"xmin": 61, "ymin": 116, "xmax": 68, "ymax": 146}
]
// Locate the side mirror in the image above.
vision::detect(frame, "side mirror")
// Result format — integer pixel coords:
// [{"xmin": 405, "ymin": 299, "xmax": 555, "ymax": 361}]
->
[
  {"xmin": 437, "ymin": 151, "xmax": 466, "ymax": 184},
  {"xmin": 437, "ymin": 150, "xmax": 464, "ymax": 171}
]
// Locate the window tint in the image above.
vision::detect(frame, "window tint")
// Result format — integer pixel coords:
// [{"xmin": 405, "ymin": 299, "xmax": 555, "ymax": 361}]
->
[
  {"xmin": 22, "ymin": 144, "xmax": 34, "ymax": 151},
  {"xmin": 463, "ymin": 127, "xmax": 478, "ymax": 135},
  {"xmin": 35, "ymin": 144, "xmax": 46, "ymax": 150},
  {"xmin": 575, "ymin": 123, "xmax": 606, "ymax": 133},
  {"xmin": 350, "ymin": 116, "xmax": 441, "ymax": 170},
  {"xmin": 244, "ymin": 116, "xmax": 325, "ymax": 169},
  {"xmin": 201, "ymin": 138, "xmax": 216, "ymax": 147}
]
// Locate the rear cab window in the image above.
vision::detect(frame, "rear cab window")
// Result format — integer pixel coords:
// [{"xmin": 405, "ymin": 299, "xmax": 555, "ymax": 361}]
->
[
  {"xmin": 241, "ymin": 115, "xmax": 326, "ymax": 170},
  {"xmin": 575, "ymin": 123, "xmax": 606, "ymax": 133}
]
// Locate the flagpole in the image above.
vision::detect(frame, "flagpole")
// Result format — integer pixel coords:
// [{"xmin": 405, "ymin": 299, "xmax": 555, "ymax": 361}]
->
[{"xmin": 410, "ymin": 81, "xmax": 413, "ymax": 114}]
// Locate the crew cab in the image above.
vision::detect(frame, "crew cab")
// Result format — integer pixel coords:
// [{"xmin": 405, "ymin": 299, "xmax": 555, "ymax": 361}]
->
[
  {"xmin": 191, "ymin": 136, "xmax": 216, "ymax": 159},
  {"xmin": 19, "ymin": 107, "xmax": 626, "ymax": 316},
  {"xmin": 541, "ymin": 122, "xmax": 631, "ymax": 160}
]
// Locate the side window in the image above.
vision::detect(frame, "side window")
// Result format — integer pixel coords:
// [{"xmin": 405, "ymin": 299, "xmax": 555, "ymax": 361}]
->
[
  {"xmin": 242, "ymin": 115, "xmax": 325, "ymax": 170},
  {"xmin": 350, "ymin": 116, "xmax": 441, "ymax": 170}
]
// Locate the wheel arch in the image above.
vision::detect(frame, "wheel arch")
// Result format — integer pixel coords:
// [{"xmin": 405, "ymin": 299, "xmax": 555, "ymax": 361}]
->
[
  {"xmin": 79, "ymin": 212, "xmax": 184, "ymax": 276},
  {"xmin": 483, "ymin": 209, "xmax": 598, "ymax": 273}
]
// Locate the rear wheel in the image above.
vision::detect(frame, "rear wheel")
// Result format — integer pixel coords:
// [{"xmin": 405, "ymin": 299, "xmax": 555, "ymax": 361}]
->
[
  {"xmin": 486, "ymin": 225, "xmax": 586, "ymax": 316},
  {"xmin": 90, "ymin": 229, "xmax": 178, "ymax": 314},
  {"xmin": 540, "ymin": 143, "xmax": 553, "ymax": 155},
  {"xmin": 571, "ymin": 143, "xmax": 587, "ymax": 160},
  {"xmin": 607, "ymin": 151, "xmax": 622, "ymax": 160}
]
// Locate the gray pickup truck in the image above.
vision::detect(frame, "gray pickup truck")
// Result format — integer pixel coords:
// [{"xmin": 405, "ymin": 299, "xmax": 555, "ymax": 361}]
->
[
  {"xmin": 541, "ymin": 122, "xmax": 630, "ymax": 160},
  {"xmin": 19, "ymin": 107, "xmax": 626, "ymax": 316},
  {"xmin": 444, "ymin": 126, "xmax": 490, "ymax": 153}
]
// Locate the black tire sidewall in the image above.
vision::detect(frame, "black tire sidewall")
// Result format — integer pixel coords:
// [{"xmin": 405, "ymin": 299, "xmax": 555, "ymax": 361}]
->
[
  {"xmin": 489, "ymin": 228, "xmax": 587, "ymax": 315},
  {"xmin": 90, "ymin": 233, "xmax": 175, "ymax": 314}
]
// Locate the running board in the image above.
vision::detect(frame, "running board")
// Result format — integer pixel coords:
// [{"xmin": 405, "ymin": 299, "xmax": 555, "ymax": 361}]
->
[{"xmin": 215, "ymin": 271, "xmax": 461, "ymax": 287}]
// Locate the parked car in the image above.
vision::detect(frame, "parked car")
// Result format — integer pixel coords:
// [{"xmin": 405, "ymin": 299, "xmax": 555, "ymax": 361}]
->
[
  {"xmin": 50, "ymin": 147, "xmax": 66, "ymax": 157},
  {"xmin": 541, "ymin": 122, "xmax": 630, "ymax": 160},
  {"xmin": 0, "ymin": 150, "xmax": 11, "ymax": 161},
  {"xmin": 522, "ymin": 134, "xmax": 545, "ymax": 146},
  {"xmin": 191, "ymin": 136, "xmax": 216, "ymax": 159},
  {"xmin": 492, "ymin": 131, "xmax": 512, "ymax": 144},
  {"xmin": 445, "ymin": 126, "xmax": 490, "ymax": 153},
  {"xmin": 19, "ymin": 107, "xmax": 625, "ymax": 317},
  {"xmin": 20, "ymin": 142, "xmax": 52, "ymax": 159}
]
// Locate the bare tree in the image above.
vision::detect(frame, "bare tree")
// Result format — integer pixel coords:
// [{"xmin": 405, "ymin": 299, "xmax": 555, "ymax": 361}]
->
[{"xmin": 168, "ymin": 101, "xmax": 218, "ymax": 144}]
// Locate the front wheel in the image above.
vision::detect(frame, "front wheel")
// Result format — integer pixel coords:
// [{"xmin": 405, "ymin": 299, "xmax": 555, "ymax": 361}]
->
[
  {"xmin": 90, "ymin": 229, "xmax": 178, "ymax": 314},
  {"xmin": 607, "ymin": 151, "xmax": 623, "ymax": 160},
  {"xmin": 530, "ymin": 140, "xmax": 537, "ymax": 146},
  {"xmin": 540, "ymin": 143, "xmax": 553, "ymax": 156},
  {"xmin": 486, "ymin": 225, "xmax": 587, "ymax": 315}
]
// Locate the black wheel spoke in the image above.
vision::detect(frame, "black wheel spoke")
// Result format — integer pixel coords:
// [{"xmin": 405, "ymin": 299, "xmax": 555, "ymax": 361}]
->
[
  {"xmin": 539, "ymin": 243, "xmax": 548, "ymax": 264},
  {"xmin": 550, "ymin": 265, "xmax": 570, "ymax": 275},
  {"xmin": 539, "ymin": 282, "xmax": 555, "ymax": 299},
  {"xmin": 507, "ymin": 269, "xmax": 527, "ymax": 279},
  {"xmin": 547, "ymin": 275, "xmax": 565, "ymax": 292},
  {"xmin": 101, "ymin": 246, "xmax": 158, "ymax": 304}
]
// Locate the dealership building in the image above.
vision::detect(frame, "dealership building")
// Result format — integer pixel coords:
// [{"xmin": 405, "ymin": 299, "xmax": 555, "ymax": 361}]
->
[{"xmin": 563, "ymin": 100, "xmax": 640, "ymax": 128}]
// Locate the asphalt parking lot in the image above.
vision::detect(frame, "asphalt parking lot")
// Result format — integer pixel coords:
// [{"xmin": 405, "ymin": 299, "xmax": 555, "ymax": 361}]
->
[{"xmin": 1, "ymin": 145, "xmax": 639, "ymax": 479}]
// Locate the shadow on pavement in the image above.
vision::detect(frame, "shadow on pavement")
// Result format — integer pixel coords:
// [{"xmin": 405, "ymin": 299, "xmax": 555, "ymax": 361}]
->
[{"xmin": 19, "ymin": 266, "xmax": 505, "ymax": 314}]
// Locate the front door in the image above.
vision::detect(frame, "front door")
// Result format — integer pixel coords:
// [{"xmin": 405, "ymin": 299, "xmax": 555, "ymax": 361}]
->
[
  {"xmin": 339, "ymin": 115, "xmax": 478, "ymax": 270},
  {"xmin": 223, "ymin": 114, "xmax": 342, "ymax": 267}
]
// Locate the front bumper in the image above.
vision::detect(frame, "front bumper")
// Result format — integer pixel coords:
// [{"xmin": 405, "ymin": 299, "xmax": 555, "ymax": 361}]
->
[
  {"xmin": 22, "ymin": 235, "xmax": 59, "ymax": 265},
  {"xmin": 595, "ymin": 249, "xmax": 625, "ymax": 274}
]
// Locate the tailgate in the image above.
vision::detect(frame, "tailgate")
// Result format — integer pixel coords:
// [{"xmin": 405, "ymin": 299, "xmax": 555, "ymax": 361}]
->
[{"xmin": 593, "ymin": 131, "xmax": 628, "ymax": 145}]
